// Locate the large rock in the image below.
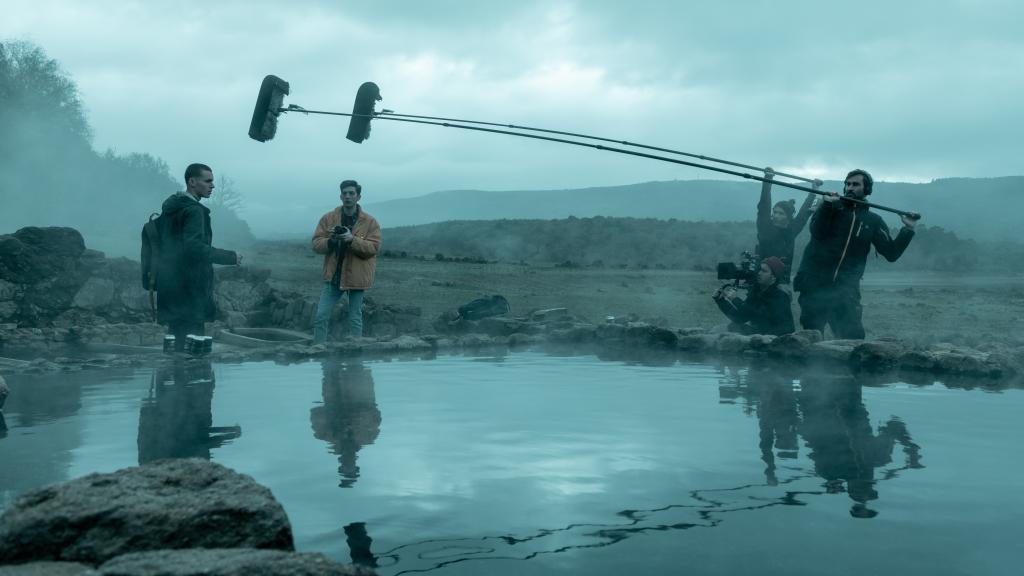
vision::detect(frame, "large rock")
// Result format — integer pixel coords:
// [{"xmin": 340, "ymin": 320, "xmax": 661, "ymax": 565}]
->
[
  {"xmin": 899, "ymin": 344, "xmax": 1015, "ymax": 378},
  {"xmin": 766, "ymin": 329, "xmax": 823, "ymax": 358},
  {"xmin": 95, "ymin": 548, "xmax": 373, "ymax": 576},
  {"xmin": 0, "ymin": 227, "xmax": 86, "ymax": 285},
  {"xmin": 0, "ymin": 459, "xmax": 293, "ymax": 566},
  {"xmin": 807, "ymin": 340, "xmax": 861, "ymax": 364},
  {"xmin": 849, "ymin": 339, "xmax": 909, "ymax": 372},
  {"xmin": 214, "ymin": 267, "xmax": 274, "ymax": 315}
]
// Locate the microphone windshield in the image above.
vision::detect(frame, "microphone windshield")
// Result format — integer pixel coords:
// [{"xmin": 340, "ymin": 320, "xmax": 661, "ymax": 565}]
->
[
  {"xmin": 346, "ymin": 82, "xmax": 381, "ymax": 143},
  {"xmin": 248, "ymin": 75, "xmax": 290, "ymax": 142}
]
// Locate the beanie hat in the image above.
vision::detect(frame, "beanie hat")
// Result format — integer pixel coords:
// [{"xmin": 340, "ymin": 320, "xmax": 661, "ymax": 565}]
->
[
  {"xmin": 773, "ymin": 199, "xmax": 796, "ymax": 220},
  {"xmin": 762, "ymin": 256, "xmax": 786, "ymax": 280}
]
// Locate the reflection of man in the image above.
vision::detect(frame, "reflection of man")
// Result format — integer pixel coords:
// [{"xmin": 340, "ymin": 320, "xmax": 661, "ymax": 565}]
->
[
  {"xmin": 797, "ymin": 375, "xmax": 920, "ymax": 518},
  {"xmin": 747, "ymin": 369, "xmax": 800, "ymax": 486},
  {"xmin": 310, "ymin": 361, "xmax": 381, "ymax": 487},
  {"xmin": 344, "ymin": 522, "xmax": 379, "ymax": 568},
  {"xmin": 138, "ymin": 358, "xmax": 240, "ymax": 464},
  {"xmin": 0, "ymin": 374, "xmax": 6, "ymax": 433},
  {"xmin": 713, "ymin": 256, "xmax": 795, "ymax": 336},
  {"xmin": 793, "ymin": 169, "xmax": 917, "ymax": 339},
  {"xmin": 0, "ymin": 374, "xmax": 7, "ymax": 436}
]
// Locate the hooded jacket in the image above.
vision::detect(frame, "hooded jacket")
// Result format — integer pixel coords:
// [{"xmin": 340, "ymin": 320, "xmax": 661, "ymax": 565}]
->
[
  {"xmin": 794, "ymin": 199, "xmax": 914, "ymax": 292},
  {"xmin": 155, "ymin": 193, "xmax": 237, "ymax": 325}
]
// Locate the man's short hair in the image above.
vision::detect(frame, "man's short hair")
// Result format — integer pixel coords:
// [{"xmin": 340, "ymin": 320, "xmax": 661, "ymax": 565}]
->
[
  {"xmin": 339, "ymin": 179, "xmax": 362, "ymax": 195},
  {"xmin": 845, "ymin": 169, "xmax": 874, "ymax": 195},
  {"xmin": 185, "ymin": 163, "xmax": 212, "ymax": 184}
]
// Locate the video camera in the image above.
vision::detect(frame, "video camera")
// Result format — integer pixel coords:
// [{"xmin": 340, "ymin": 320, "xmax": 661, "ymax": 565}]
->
[{"xmin": 716, "ymin": 251, "xmax": 759, "ymax": 288}]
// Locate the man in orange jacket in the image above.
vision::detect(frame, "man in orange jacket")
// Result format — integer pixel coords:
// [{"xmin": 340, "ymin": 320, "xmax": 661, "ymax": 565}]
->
[{"xmin": 311, "ymin": 180, "xmax": 382, "ymax": 342}]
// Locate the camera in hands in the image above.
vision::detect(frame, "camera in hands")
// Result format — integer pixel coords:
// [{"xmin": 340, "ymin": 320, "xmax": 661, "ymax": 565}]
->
[{"xmin": 716, "ymin": 251, "xmax": 760, "ymax": 288}]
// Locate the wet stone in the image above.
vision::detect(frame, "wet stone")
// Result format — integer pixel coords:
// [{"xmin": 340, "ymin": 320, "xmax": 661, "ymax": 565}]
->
[
  {"xmin": 95, "ymin": 548, "xmax": 373, "ymax": 576},
  {"xmin": 0, "ymin": 459, "xmax": 294, "ymax": 566}
]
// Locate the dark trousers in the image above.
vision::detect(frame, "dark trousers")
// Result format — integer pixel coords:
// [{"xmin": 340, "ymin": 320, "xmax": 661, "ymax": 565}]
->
[
  {"xmin": 169, "ymin": 321, "xmax": 205, "ymax": 352},
  {"xmin": 798, "ymin": 283, "xmax": 865, "ymax": 340}
]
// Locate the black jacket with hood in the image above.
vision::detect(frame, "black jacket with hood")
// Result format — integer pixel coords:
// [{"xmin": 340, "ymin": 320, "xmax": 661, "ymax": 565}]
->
[
  {"xmin": 155, "ymin": 193, "xmax": 237, "ymax": 325},
  {"xmin": 794, "ymin": 198, "xmax": 914, "ymax": 292}
]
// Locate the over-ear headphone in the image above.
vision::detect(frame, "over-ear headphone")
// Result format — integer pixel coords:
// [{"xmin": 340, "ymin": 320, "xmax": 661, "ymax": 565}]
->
[{"xmin": 846, "ymin": 169, "xmax": 874, "ymax": 195}]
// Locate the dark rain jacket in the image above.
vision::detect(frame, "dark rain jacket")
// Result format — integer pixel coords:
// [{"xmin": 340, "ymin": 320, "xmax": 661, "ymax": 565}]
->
[
  {"xmin": 155, "ymin": 193, "xmax": 237, "ymax": 326},
  {"xmin": 715, "ymin": 283, "xmax": 795, "ymax": 336},
  {"xmin": 756, "ymin": 183, "xmax": 814, "ymax": 282},
  {"xmin": 794, "ymin": 199, "xmax": 914, "ymax": 292}
]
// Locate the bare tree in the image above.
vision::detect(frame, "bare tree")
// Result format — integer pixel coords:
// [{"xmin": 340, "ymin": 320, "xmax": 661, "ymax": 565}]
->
[{"xmin": 212, "ymin": 173, "xmax": 244, "ymax": 213}]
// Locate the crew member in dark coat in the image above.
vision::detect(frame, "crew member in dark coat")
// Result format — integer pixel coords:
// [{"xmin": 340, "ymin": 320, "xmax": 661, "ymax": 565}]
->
[
  {"xmin": 156, "ymin": 163, "xmax": 240, "ymax": 350},
  {"xmin": 756, "ymin": 167, "xmax": 820, "ymax": 283},
  {"xmin": 793, "ymin": 169, "xmax": 917, "ymax": 339},
  {"xmin": 713, "ymin": 256, "xmax": 795, "ymax": 336}
]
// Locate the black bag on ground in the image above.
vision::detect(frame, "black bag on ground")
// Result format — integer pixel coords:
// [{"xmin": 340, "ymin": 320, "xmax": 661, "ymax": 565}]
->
[{"xmin": 457, "ymin": 295, "xmax": 510, "ymax": 321}]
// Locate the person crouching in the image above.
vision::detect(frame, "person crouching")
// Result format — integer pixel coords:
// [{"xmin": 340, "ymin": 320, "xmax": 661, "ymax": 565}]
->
[{"xmin": 712, "ymin": 256, "xmax": 795, "ymax": 336}]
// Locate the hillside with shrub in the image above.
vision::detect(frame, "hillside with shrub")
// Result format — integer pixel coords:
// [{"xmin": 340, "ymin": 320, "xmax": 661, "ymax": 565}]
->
[{"xmin": 380, "ymin": 216, "xmax": 1022, "ymax": 273}]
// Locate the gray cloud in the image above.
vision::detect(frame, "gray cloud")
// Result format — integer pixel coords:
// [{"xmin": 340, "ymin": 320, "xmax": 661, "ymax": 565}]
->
[{"xmin": 3, "ymin": 0, "xmax": 1021, "ymax": 235}]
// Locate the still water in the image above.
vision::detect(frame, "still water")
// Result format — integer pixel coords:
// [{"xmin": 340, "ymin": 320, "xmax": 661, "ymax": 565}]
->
[{"xmin": 1, "ymin": 352, "xmax": 1021, "ymax": 575}]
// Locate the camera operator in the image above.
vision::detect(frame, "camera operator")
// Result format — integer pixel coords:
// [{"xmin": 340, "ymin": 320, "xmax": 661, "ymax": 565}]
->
[
  {"xmin": 311, "ymin": 180, "xmax": 382, "ymax": 343},
  {"xmin": 713, "ymin": 256, "xmax": 795, "ymax": 336}
]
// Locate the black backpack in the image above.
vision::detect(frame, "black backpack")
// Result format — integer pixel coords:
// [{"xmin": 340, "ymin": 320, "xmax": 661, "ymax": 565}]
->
[
  {"xmin": 140, "ymin": 212, "xmax": 163, "ymax": 319},
  {"xmin": 457, "ymin": 295, "xmax": 510, "ymax": 321}
]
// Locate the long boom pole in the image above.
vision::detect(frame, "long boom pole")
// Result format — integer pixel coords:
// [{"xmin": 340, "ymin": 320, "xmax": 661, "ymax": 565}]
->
[{"xmin": 280, "ymin": 105, "xmax": 921, "ymax": 220}]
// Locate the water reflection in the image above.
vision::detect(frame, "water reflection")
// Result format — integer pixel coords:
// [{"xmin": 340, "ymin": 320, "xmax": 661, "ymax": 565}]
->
[
  {"xmin": 344, "ymin": 521, "xmax": 380, "ymax": 568},
  {"xmin": 369, "ymin": 364, "xmax": 929, "ymax": 574},
  {"xmin": 0, "ymin": 371, "xmax": 87, "ymax": 508},
  {"xmin": 749, "ymin": 370, "xmax": 800, "ymax": 486},
  {"xmin": 137, "ymin": 358, "xmax": 241, "ymax": 464},
  {"xmin": 310, "ymin": 361, "xmax": 381, "ymax": 487},
  {"xmin": 722, "ymin": 367, "xmax": 924, "ymax": 518}
]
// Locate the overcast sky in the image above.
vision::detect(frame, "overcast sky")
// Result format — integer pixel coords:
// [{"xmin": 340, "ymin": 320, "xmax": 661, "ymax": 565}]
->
[{"xmin": 3, "ymin": 0, "xmax": 1021, "ymax": 234}]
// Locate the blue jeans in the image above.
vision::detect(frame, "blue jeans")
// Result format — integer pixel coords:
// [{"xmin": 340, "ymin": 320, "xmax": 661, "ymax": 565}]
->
[{"xmin": 313, "ymin": 283, "xmax": 365, "ymax": 343}]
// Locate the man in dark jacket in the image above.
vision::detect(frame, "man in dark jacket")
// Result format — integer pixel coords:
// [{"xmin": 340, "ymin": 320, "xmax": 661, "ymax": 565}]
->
[
  {"xmin": 156, "ymin": 163, "xmax": 240, "ymax": 350},
  {"xmin": 713, "ymin": 256, "xmax": 795, "ymax": 336},
  {"xmin": 793, "ymin": 169, "xmax": 916, "ymax": 339}
]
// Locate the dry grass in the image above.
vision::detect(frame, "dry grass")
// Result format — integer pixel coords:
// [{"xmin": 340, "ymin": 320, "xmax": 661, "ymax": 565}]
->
[{"xmin": 247, "ymin": 240, "xmax": 1024, "ymax": 346}]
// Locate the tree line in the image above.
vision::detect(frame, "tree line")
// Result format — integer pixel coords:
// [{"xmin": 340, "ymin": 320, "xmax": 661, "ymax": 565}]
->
[
  {"xmin": 381, "ymin": 216, "xmax": 1023, "ymax": 273},
  {"xmin": 0, "ymin": 41, "xmax": 253, "ymax": 256}
]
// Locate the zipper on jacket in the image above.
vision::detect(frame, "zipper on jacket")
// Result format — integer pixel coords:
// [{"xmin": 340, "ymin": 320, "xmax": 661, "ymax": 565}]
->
[{"xmin": 833, "ymin": 212, "xmax": 858, "ymax": 283}]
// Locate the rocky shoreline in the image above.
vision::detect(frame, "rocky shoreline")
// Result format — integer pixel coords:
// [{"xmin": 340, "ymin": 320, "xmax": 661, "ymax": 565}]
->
[
  {"xmin": 2, "ymin": 226, "xmax": 1022, "ymax": 384},
  {"xmin": 2, "ymin": 317, "xmax": 1022, "ymax": 387}
]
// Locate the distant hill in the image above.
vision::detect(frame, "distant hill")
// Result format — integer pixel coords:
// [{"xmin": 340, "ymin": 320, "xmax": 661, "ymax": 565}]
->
[{"xmin": 365, "ymin": 176, "xmax": 1023, "ymax": 242}]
